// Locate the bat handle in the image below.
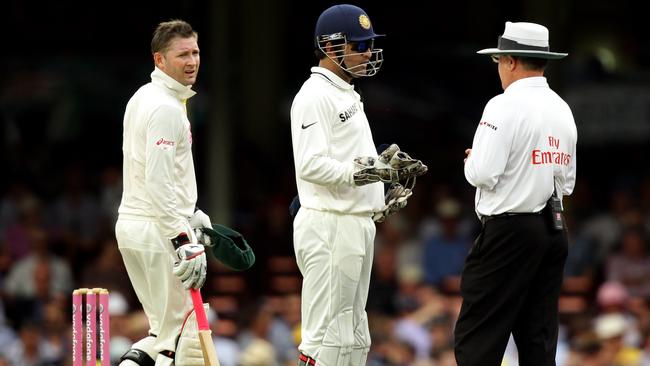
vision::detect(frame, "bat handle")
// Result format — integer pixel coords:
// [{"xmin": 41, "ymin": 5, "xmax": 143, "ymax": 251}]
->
[{"xmin": 190, "ymin": 288, "xmax": 210, "ymax": 331}]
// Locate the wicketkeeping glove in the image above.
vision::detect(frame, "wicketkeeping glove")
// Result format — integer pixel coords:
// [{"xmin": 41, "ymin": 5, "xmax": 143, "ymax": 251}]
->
[
  {"xmin": 171, "ymin": 233, "xmax": 207, "ymax": 289},
  {"xmin": 372, "ymin": 183, "xmax": 413, "ymax": 223},
  {"xmin": 353, "ymin": 144, "xmax": 428, "ymax": 186}
]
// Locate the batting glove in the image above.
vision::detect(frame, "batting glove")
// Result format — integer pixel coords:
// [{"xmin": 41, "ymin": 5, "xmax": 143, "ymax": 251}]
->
[
  {"xmin": 190, "ymin": 209, "xmax": 214, "ymax": 247},
  {"xmin": 189, "ymin": 209, "xmax": 212, "ymax": 229},
  {"xmin": 171, "ymin": 233, "xmax": 207, "ymax": 289}
]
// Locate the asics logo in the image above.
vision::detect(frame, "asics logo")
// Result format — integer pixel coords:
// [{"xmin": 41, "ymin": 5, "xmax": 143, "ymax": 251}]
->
[{"xmin": 156, "ymin": 138, "xmax": 175, "ymax": 146}]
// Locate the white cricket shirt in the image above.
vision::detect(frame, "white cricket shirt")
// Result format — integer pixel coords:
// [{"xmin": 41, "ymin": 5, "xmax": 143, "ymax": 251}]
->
[
  {"xmin": 290, "ymin": 67, "xmax": 384, "ymax": 214},
  {"xmin": 118, "ymin": 67, "xmax": 198, "ymax": 239},
  {"xmin": 464, "ymin": 76, "xmax": 577, "ymax": 218}
]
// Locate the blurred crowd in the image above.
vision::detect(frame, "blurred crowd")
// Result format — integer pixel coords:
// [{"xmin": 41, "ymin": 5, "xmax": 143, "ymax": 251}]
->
[{"xmin": 1, "ymin": 164, "xmax": 650, "ymax": 366}]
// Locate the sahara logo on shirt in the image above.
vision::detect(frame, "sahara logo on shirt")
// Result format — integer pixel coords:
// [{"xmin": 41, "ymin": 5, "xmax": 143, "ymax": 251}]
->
[
  {"xmin": 478, "ymin": 121, "xmax": 498, "ymax": 131},
  {"xmin": 531, "ymin": 135, "xmax": 571, "ymax": 166},
  {"xmin": 339, "ymin": 103, "xmax": 360, "ymax": 123}
]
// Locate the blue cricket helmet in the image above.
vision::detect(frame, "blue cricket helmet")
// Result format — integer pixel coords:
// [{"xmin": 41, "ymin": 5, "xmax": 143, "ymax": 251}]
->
[{"xmin": 314, "ymin": 4, "xmax": 384, "ymax": 46}]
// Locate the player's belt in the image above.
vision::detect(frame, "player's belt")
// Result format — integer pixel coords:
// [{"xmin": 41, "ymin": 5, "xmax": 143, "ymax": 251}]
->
[
  {"xmin": 480, "ymin": 211, "xmax": 541, "ymax": 225},
  {"xmin": 299, "ymin": 353, "xmax": 316, "ymax": 365}
]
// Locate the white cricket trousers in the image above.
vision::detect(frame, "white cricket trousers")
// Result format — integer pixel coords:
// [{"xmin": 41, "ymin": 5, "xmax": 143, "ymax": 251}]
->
[
  {"xmin": 115, "ymin": 216, "xmax": 194, "ymax": 355},
  {"xmin": 293, "ymin": 208, "xmax": 376, "ymax": 366}
]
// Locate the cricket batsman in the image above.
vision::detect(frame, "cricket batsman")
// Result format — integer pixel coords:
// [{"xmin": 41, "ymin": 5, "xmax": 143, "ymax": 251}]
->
[{"xmin": 115, "ymin": 19, "xmax": 214, "ymax": 366}]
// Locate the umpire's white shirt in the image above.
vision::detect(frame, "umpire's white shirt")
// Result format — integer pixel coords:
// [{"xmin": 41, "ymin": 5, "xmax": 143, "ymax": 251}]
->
[
  {"xmin": 291, "ymin": 67, "xmax": 384, "ymax": 214},
  {"xmin": 118, "ymin": 67, "xmax": 197, "ymax": 239},
  {"xmin": 464, "ymin": 76, "xmax": 577, "ymax": 217}
]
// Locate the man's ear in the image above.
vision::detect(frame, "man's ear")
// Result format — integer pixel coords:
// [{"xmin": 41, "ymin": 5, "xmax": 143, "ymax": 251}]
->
[
  {"xmin": 324, "ymin": 41, "xmax": 345, "ymax": 56},
  {"xmin": 506, "ymin": 56, "xmax": 517, "ymax": 72},
  {"xmin": 323, "ymin": 41, "xmax": 334, "ymax": 55},
  {"xmin": 153, "ymin": 52, "xmax": 165, "ymax": 69}
]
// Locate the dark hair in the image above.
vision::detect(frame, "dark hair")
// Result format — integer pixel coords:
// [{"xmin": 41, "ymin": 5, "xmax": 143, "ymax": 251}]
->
[
  {"xmin": 512, "ymin": 56, "xmax": 548, "ymax": 71},
  {"xmin": 315, "ymin": 49, "xmax": 327, "ymax": 60},
  {"xmin": 151, "ymin": 20, "xmax": 197, "ymax": 54}
]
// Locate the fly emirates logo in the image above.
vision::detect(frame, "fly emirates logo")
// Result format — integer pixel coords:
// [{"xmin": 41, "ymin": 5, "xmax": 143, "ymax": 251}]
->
[{"xmin": 532, "ymin": 136, "xmax": 571, "ymax": 166}]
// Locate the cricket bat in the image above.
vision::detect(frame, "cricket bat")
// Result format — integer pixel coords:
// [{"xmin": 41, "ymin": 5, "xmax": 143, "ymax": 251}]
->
[{"xmin": 190, "ymin": 289, "xmax": 221, "ymax": 366}]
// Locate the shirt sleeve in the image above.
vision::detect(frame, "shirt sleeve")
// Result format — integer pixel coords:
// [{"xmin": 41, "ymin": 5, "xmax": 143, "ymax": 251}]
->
[
  {"xmin": 562, "ymin": 123, "xmax": 577, "ymax": 196},
  {"xmin": 553, "ymin": 114, "xmax": 577, "ymax": 201},
  {"xmin": 291, "ymin": 94, "xmax": 356, "ymax": 187},
  {"xmin": 464, "ymin": 97, "xmax": 516, "ymax": 190},
  {"xmin": 144, "ymin": 105, "xmax": 187, "ymax": 239}
]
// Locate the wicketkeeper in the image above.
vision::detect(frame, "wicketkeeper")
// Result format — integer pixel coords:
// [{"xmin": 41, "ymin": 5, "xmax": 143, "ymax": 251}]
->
[{"xmin": 289, "ymin": 5, "xmax": 427, "ymax": 366}]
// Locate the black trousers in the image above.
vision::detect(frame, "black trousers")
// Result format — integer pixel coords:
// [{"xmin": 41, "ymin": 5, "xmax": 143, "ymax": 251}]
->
[{"xmin": 454, "ymin": 214, "xmax": 568, "ymax": 366}]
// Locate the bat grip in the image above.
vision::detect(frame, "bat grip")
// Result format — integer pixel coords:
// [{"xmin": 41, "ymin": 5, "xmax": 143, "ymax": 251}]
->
[{"xmin": 190, "ymin": 289, "xmax": 210, "ymax": 331}]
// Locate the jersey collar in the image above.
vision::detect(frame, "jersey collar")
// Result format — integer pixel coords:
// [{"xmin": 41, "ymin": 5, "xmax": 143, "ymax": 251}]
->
[
  {"xmin": 151, "ymin": 67, "xmax": 197, "ymax": 100},
  {"xmin": 505, "ymin": 76, "xmax": 549, "ymax": 93},
  {"xmin": 310, "ymin": 67, "xmax": 354, "ymax": 90}
]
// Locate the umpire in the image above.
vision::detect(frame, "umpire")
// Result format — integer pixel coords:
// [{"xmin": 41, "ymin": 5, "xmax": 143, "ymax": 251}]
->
[{"xmin": 456, "ymin": 22, "xmax": 577, "ymax": 366}]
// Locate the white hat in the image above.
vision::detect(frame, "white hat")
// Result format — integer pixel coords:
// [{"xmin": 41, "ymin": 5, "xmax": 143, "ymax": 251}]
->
[
  {"xmin": 594, "ymin": 313, "xmax": 627, "ymax": 339},
  {"xmin": 108, "ymin": 291, "xmax": 129, "ymax": 316},
  {"xmin": 239, "ymin": 339, "xmax": 276, "ymax": 366},
  {"xmin": 477, "ymin": 21, "xmax": 568, "ymax": 59}
]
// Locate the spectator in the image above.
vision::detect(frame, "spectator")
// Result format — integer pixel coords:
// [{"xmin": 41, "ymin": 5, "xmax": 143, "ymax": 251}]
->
[
  {"xmin": 268, "ymin": 294, "xmax": 300, "ymax": 365},
  {"xmin": 422, "ymin": 197, "xmax": 471, "ymax": 291},
  {"xmin": 594, "ymin": 312, "xmax": 643, "ymax": 366},
  {"xmin": 1, "ymin": 194, "xmax": 43, "ymax": 265},
  {"xmin": 47, "ymin": 162, "xmax": 101, "ymax": 259},
  {"xmin": 0, "ymin": 300, "xmax": 16, "ymax": 356},
  {"xmin": 239, "ymin": 339, "xmax": 277, "ymax": 366},
  {"xmin": 605, "ymin": 227, "xmax": 650, "ymax": 299},
  {"xmin": 4, "ymin": 227, "xmax": 73, "ymax": 299},
  {"xmin": 368, "ymin": 243, "xmax": 399, "ymax": 316},
  {"xmin": 98, "ymin": 166, "xmax": 122, "ymax": 232},
  {"xmin": 79, "ymin": 238, "xmax": 137, "ymax": 308},
  {"xmin": 580, "ymin": 188, "xmax": 643, "ymax": 266},
  {"xmin": 3, "ymin": 227, "xmax": 73, "ymax": 325},
  {"xmin": 3, "ymin": 320, "xmax": 61, "ymax": 366}
]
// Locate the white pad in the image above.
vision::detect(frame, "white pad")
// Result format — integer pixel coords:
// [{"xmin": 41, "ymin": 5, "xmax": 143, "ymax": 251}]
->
[
  {"xmin": 349, "ymin": 348, "xmax": 369, "ymax": 366},
  {"xmin": 176, "ymin": 303, "xmax": 210, "ymax": 366},
  {"xmin": 353, "ymin": 312, "xmax": 371, "ymax": 348},
  {"xmin": 351, "ymin": 312, "xmax": 371, "ymax": 365},
  {"xmin": 119, "ymin": 336, "xmax": 157, "ymax": 366},
  {"xmin": 318, "ymin": 310, "xmax": 354, "ymax": 366},
  {"xmin": 154, "ymin": 353, "xmax": 173, "ymax": 366}
]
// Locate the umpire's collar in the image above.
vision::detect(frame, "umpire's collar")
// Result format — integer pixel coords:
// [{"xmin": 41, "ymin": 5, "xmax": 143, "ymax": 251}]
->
[
  {"xmin": 311, "ymin": 67, "xmax": 354, "ymax": 90},
  {"xmin": 504, "ymin": 76, "xmax": 549, "ymax": 93},
  {"xmin": 151, "ymin": 67, "xmax": 197, "ymax": 100}
]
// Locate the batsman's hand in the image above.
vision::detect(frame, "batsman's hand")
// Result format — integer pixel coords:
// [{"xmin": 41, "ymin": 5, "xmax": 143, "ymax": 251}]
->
[
  {"xmin": 353, "ymin": 144, "xmax": 427, "ymax": 186},
  {"xmin": 171, "ymin": 233, "xmax": 207, "ymax": 289},
  {"xmin": 372, "ymin": 183, "xmax": 413, "ymax": 223},
  {"xmin": 190, "ymin": 209, "xmax": 213, "ymax": 246},
  {"xmin": 189, "ymin": 209, "xmax": 212, "ymax": 229}
]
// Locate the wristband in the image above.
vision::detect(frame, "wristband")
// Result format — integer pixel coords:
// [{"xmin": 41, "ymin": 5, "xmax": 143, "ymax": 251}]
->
[{"xmin": 171, "ymin": 232, "xmax": 190, "ymax": 249}]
